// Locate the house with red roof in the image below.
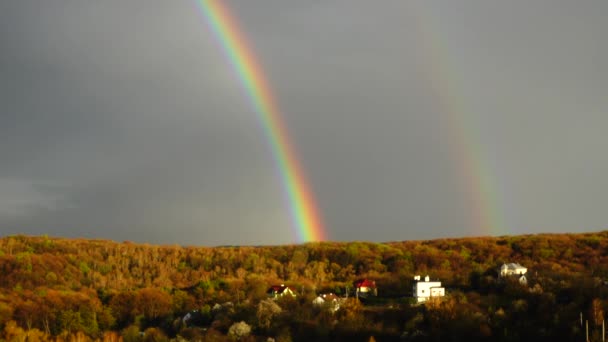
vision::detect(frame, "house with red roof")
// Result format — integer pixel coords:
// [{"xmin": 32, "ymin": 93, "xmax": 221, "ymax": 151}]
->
[
  {"xmin": 267, "ymin": 284, "xmax": 296, "ymax": 299},
  {"xmin": 354, "ymin": 279, "xmax": 377, "ymax": 298}
]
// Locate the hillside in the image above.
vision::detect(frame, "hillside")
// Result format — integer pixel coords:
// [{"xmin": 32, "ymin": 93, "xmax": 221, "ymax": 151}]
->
[{"xmin": 1, "ymin": 231, "xmax": 608, "ymax": 341}]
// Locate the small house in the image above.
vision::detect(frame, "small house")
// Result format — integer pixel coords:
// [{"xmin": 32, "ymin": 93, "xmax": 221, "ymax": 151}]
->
[
  {"xmin": 413, "ymin": 275, "xmax": 445, "ymax": 303},
  {"xmin": 499, "ymin": 263, "xmax": 528, "ymax": 285},
  {"xmin": 354, "ymin": 279, "xmax": 378, "ymax": 298},
  {"xmin": 267, "ymin": 284, "xmax": 296, "ymax": 299},
  {"xmin": 499, "ymin": 263, "xmax": 527, "ymax": 277},
  {"xmin": 312, "ymin": 293, "xmax": 341, "ymax": 311}
]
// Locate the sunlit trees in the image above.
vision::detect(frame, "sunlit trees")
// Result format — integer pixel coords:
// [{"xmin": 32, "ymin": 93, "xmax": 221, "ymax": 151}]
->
[
  {"xmin": 255, "ymin": 299, "xmax": 281, "ymax": 331},
  {"xmin": 142, "ymin": 327, "xmax": 168, "ymax": 342},
  {"xmin": 2, "ymin": 320, "xmax": 26, "ymax": 342},
  {"xmin": 109, "ymin": 291, "xmax": 137, "ymax": 328},
  {"xmin": 134, "ymin": 288, "xmax": 173, "ymax": 323},
  {"xmin": 1, "ymin": 232, "xmax": 608, "ymax": 340},
  {"xmin": 589, "ymin": 298, "xmax": 605, "ymax": 327},
  {"xmin": 227, "ymin": 321, "xmax": 251, "ymax": 341}
]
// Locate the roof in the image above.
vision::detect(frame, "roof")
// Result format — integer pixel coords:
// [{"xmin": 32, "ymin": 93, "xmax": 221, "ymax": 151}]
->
[
  {"xmin": 319, "ymin": 293, "xmax": 340, "ymax": 301},
  {"xmin": 267, "ymin": 284, "xmax": 291, "ymax": 294},
  {"xmin": 502, "ymin": 263, "xmax": 526, "ymax": 269},
  {"xmin": 354, "ymin": 279, "xmax": 376, "ymax": 288}
]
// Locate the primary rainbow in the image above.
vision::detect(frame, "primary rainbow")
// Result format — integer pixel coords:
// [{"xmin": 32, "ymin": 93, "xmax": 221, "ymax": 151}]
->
[{"xmin": 196, "ymin": 0, "xmax": 326, "ymax": 242}]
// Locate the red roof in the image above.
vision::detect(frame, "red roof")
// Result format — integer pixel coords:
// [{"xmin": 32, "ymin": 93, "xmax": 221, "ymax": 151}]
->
[
  {"xmin": 354, "ymin": 279, "xmax": 376, "ymax": 288},
  {"xmin": 268, "ymin": 284, "xmax": 290, "ymax": 294}
]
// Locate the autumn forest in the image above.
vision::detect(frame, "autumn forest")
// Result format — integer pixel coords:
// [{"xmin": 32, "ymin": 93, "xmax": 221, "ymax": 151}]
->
[{"xmin": 1, "ymin": 231, "xmax": 608, "ymax": 341}]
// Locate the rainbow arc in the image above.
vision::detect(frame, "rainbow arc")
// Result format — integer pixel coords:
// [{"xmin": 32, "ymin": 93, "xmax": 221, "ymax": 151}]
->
[
  {"xmin": 197, "ymin": 0, "xmax": 326, "ymax": 242},
  {"xmin": 410, "ymin": 2, "xmax": 505, "ymax": 236}
]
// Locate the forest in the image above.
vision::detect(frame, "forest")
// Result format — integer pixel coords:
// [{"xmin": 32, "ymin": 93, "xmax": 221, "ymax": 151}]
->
[{"xmin": 1, "ymin": 231, "xmax": 608, "ymax": 341}]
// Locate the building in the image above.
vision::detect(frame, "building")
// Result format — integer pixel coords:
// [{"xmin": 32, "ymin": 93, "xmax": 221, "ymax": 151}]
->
[
  {"xmin": 499, "ymin": 263, "xmax": 527, "ymax": 277},
  {"xmin": 312, "ymin": 293, "xmax": 342, "ymax": 311},
  {"xmin": 499, "ymin": 263, "xmax": 528, "ymax": 285},
  {"xmin": 413, "ymin": 275, "xmax": 445, "ymax": 303},
  {"xmin": 354, "ymin": 279, "xmax": 378, "ymax": 298},
  {"xmin": 267, "ymin": 284, "xmax": 296, "ymax": 299}
]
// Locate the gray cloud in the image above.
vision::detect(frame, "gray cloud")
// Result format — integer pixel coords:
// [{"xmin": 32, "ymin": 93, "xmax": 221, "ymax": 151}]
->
[{"xmin": 1, "ymin": 0, "xmax": 607, "ymax": 245}]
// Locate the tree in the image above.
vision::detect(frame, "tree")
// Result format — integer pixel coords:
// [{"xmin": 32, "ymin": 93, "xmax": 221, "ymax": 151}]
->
[
  {"xmin": 110, "ymin": 291, "xmax": 137, "ymax": 328},
  {"xmin": 122, "ymin": 325, "xmax": 142, "ymax": 342},
  {"xmin": 0, "ymin": 302, "xmax": 14, "ymax": 330},
  {"xmin": 134, "ymin": 288, "xmax": 172, "ymax": 322},
  {"xmin": 2, "ymin": 320, "xmax": 26, "ymax": 342},
  {"xmin": 227, "ymin": 321, "xmax": 251, "ymax": 341},
  {"xmin": 335, "ymin": 298, "xmax": 365, "ymax": 333},
  {"xmin": 256, "ymin": 299, "xmax": 282, "ymax": 330},
  {"xmin": 13, "ymin": 298, "xmax": 37, "ymax": 330},
  {"xmin": 142, "ymin": 327, "xmax": 168, "ymax": 342},
  {"xmin": 171, "ymin": 290, "xmax": 195, "ymax": 315},
  {"xmin": 589, "ymin": 298, "xmax": 604, "ymax": 327}
]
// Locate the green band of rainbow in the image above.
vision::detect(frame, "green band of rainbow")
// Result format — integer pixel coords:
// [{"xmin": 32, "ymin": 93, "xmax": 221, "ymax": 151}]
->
[{"xmin": 196, "ymin": 0, "xmax": 326, "ymax": 242}]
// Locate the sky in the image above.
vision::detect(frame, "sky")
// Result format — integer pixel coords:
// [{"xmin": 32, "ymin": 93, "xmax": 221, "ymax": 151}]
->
[{"xmin": 1, "ymin": 0, "xmax": 607, "ymax": 246}]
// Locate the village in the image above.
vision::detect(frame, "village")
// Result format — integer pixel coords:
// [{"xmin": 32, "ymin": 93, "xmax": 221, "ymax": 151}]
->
[
  {"xmin": 171, "ymin": 261, "xmax": 552, "ymax": 340},
  {"xmin": 180, "ymin": 262, "xmax": 531, "ymax": 329},
  {"xmin": 264, "ymin": 262, "xmax": 527, "ymax": 306}
]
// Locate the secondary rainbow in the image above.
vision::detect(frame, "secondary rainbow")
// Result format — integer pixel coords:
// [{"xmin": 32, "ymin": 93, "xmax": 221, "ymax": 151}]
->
[
  {"xmin": 409, "ymin": 2, "xmax": 506, "ymax": 236},
  {"xmin": 196, "ymin": 0, "xmax": 326, "ymax": 242}
]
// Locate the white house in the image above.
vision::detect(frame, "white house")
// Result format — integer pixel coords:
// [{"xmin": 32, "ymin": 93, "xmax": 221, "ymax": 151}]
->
[
  {"xmin": 413, "ymin": 275, "xmax": 445, "ymax": 303},
  {"xmin": 312, "ymin": 293, "xmax": 341, "ymax": 311},
  {"xmin": 499, "ymin": 263, "xmax": 527, "ymax": 277},
  {"xmin": 499, "ymin": 263, "xmax": 528, "ymax": 285}
]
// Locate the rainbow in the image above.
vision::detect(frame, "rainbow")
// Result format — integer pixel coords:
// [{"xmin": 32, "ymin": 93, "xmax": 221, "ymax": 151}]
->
[
  {"xmin": 196, "ymin": 0, "xmax": 326, "ymax": 242},
  {"xmin": 410, "ymin": 2, "xmax": 505, "ymax": 236}
]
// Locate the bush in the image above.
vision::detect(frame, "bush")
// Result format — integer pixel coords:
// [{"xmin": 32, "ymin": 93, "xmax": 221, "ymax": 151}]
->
[{"xmin": 227, "ymin": 321, "xmax": 251, "ymax": 340}]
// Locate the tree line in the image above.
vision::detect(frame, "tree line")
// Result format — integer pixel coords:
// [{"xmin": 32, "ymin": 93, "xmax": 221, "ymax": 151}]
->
[{"xmin": 0, "ymin": 231, "xmax": 607, "ymax": 341}]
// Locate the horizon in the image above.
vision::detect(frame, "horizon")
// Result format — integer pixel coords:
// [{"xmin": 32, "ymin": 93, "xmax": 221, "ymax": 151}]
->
[{"xmin": 2, "ymin": 229, "xmax": 606, "ymax": 249}]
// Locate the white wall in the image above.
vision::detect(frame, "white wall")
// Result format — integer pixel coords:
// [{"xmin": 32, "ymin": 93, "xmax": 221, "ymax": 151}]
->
[{"xmin": 413, "ymin": 281, "xmax": 444, "ymax": 302}]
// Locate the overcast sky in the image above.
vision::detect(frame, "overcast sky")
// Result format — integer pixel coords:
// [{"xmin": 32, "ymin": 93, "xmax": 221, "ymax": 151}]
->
[{"xmin": 1, "ymin": 0, "xmax": 607, "ymax": 245}]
